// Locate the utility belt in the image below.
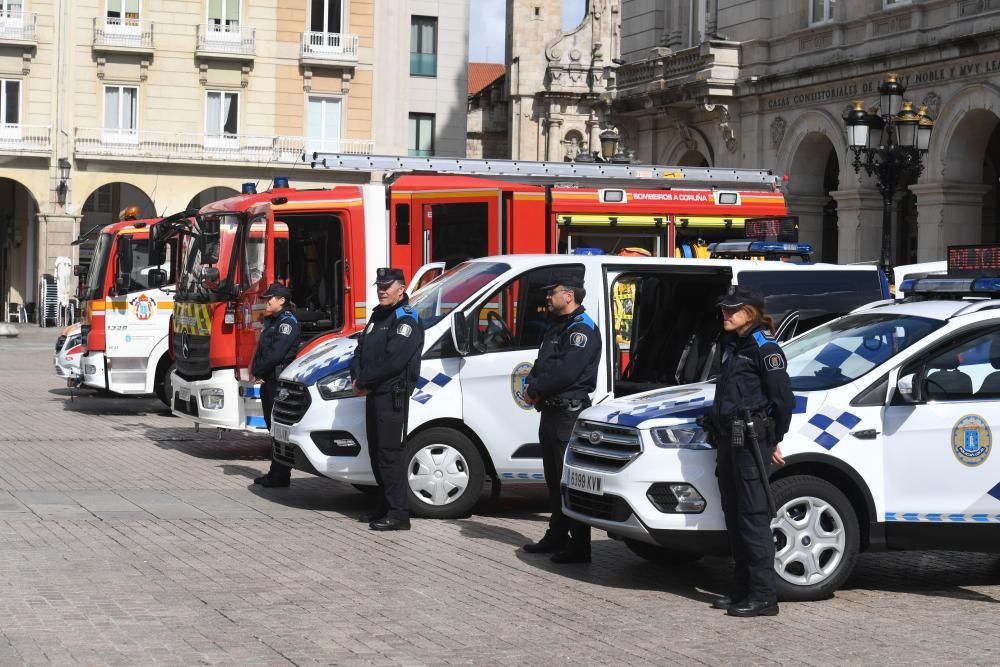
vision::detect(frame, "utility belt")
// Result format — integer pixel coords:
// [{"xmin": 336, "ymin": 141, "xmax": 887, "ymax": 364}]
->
[
  {"xmin": 699, "ymin": 408, "xmax": 775, "ymax": 447},
  {"xmin": 543, "ymin": 397, "xmax": 589, "ymax": 411}
]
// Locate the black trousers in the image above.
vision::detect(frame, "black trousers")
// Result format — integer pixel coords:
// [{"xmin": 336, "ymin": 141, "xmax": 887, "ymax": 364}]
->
[
  {"xmin": 716, "ymin": 441, "xmax": 776, "ymax": 603},
  {"xmin": 539, "ymin": 404, "xmax": 590, "ymax": 545},
  {"xmin": 261, "ymin": 380, "xmax": 290, "ymax": 481},
  {"xmin": 365, "ymin": 391, "xmax": 409, "ymax": 520}
]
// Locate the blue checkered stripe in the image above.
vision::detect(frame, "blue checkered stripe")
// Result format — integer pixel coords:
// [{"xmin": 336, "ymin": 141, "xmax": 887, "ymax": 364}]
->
[
  {"xmin": 608, "ymin": 396, "xmax": 707, "ymax": 423},
  {"xmin": 411, "ymin": 372, "xmax": 453, "ymax": 404},
  {"xmin": 799, "ymin": 406, "xmax": 862, "ymax": 450},
  {"xmin": 885, "ymin": 512, "xmax": 1000, "ymax": 523},
  {"xmin": 501, "ymin": 472, "xmax": 546, "ymax": 481},
  {"xmin": 813, "ymin": 339, "xmax": 893, "ymax": 375}
]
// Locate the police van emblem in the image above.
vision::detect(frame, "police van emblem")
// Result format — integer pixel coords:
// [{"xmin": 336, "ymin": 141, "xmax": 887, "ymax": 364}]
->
[
  {"xmin": 277, "ymin": 388, "xmax": 289, "ymax": 401},
  {"xmin": 588, "ymin": 430, "xmax": 603, "ymax": 445},
  {"xmin": 570, "ymin": 332, "xmax": 588, "ymax": 348},
  {"xmin": 510, "ymin": 362, "xmax": 534, "ymax": 410},
  {"xmin": 951, "ymin": 414, "xmax": 992, "ymax": 467}
]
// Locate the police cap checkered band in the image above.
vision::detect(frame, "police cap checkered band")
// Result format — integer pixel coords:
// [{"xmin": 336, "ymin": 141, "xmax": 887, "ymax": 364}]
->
[
  {"xmin": 373, "ymin": 267, "xmax": 405, "ymax": 285},
  {"xmin": 716, "ymin": 286, "xmax": 765, "ymax": 310},
  {"xmin": 541, "ymin": 272, "xmax": 584, "ymax": 291},
  {"xmin": 261, "ymin": 282, "xmax": 293, "ymax": 299}
]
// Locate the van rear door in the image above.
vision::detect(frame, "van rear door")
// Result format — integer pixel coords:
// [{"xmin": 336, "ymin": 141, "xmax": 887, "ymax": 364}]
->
[{"xmin": 606, "ymin": 264, "xmax": 733, "ymax": 398}]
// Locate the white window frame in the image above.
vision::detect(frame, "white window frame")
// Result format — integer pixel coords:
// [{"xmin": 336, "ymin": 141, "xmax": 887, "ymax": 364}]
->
[
  {"xmin": 105, "ymin": 0, "xmax": 141, "ymax": 32},
  {"xmin": 305, "ymin": 94, "xmax": 344, "ymax": 155},
  {"xmin": 205, "ymin": 90, "xmax": 240, "ymax": 150},
  {"xmin": 0, "ymin": 78, "xmax": 21, "ymax": 140},
  {"xmin": 308, "ymin": 0, "xmax": 345, "ymax": 34},
  {"xmin": 102, "ymin": 84, "xmax": 139, "ymax": 145},
  {"xmin": 809, "ymin": 0, "xmax": 835, "ymax": 25},
  {"xmin": 0, "ymin": 0, "xmax": 24, "ymax": 23},
  {"xmin": 207, "ymin": 0, "xmax": 241, "ymax": 40}
]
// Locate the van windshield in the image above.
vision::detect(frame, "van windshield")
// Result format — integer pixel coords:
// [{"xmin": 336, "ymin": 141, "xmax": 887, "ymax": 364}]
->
[
  {"xmin": 783, "ymin": 313, "xmax": 944, "ymax": 391},
  {"xmin": 409, "ymin": 261, "xmax": 510, "ymax": 328}
]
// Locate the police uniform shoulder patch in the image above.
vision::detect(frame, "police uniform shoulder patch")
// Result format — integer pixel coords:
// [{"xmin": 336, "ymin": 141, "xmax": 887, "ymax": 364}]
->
[
  {"xmin": 570, "ymin": 331, "xmax": 588, "ymax": 348},
  {"xmin": 397, "ymin": 322, "xmax": 413, "ymax": 337},
  {"xmin": 752, "ymin": 330, "xmax": 775, "ymax": 348},
  {"xmin": 764, "ymin": 353, "xmax": 785, "ymax": 371},
  {"xmin": 278, "ymin": 323, "xmax": 293, "ymax": 335},
  {"xmin": 574, "ymin": 311, "xmax": 596, "ymax": 330}
]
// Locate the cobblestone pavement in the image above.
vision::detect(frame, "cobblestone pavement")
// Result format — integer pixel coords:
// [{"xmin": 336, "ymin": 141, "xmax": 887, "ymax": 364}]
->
[{"xmin": 1, "ymin": 326, "xmax": 998, "ymax": 665}]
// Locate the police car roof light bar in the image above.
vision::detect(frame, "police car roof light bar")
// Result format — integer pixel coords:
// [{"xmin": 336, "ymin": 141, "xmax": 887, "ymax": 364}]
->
[
  {"xmin": 308, "ymin": 153, "xmax": 782, "ymax": 189},
  {"xmin": 900, "ymin": 275, "xmax": 1000, "ymax": 297}
]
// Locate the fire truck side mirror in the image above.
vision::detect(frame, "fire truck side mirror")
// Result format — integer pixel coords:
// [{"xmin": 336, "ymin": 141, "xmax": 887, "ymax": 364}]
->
[
  {"xmin": 147, "ymin": 268, "xmax": 168, "ymax": 289},
  {"xmin": 451, "ymin": 311, "xmax": 470, "ymax": 356},
  {"xmin": 116, "ymin": 235, "xmax": 134, "ymax": 293}
]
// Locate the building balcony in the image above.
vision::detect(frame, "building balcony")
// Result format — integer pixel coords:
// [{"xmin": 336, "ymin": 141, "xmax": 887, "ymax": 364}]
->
[
  {"xmin": 615, "ymin": 40, "xmax": 741, "ymax": 108},
  {"xmin": 196, "ymin": 24, "xmax": 255, "ymax": 59},
  {"xmin": 0, "ymin": 11, "xmax": 37, "ymax": 45},
  {"xmin": 300, "ymin": 32, "xmax": 359, "ymax": 66},
  {"xmin": 92, "ymin": 17, "xmax": 154, "ymax": 54},
  {"xmin": 74, "ymin": 127, "xmax": 374, "ymax": 164},
  {"xmin": 0, "ymin": 124, "xmax": 51, "ymax": 156}
]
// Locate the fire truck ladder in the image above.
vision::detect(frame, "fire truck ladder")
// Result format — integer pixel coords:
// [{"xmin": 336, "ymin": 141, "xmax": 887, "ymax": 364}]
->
[{"xmin": 309, "ymin": 153, "xmax": 782, "ymax": 190}]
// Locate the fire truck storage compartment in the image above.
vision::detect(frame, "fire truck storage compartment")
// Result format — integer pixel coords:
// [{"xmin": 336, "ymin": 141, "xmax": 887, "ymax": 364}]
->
[
  {"xmin": 614, "ymin": 268, "xmax": 732, "ymax": 397},
  {"xmin": 273, "ymin": 213, "xmax": 345, "ymax": 335}
]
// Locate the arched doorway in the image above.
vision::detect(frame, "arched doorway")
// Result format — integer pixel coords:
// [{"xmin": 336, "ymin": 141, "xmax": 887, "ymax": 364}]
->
[
  {"xmin": 0, "ymin": 178, "xmax": 40, "ymax": 322},
  {"xmin": 677, "ymin": 150, "xmax": 709, "ymax": 167},
  {"xmin": 786, "ymin": 131, "xmax": 839, "ymax": 262},
  {"xmin": 187, "ymin": 186, "xmax": 239, "ymax": 210},
  {"xmin": 78, "ymin": 183, "xmax": 155, "ymax": 273}
]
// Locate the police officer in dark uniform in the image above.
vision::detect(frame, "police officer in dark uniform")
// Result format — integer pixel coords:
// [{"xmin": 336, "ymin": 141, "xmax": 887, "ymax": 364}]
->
[
  {"xmin": 522, "ymin": 272, "xmax": 602, "ymax": 564},
  {"xmin": 706, "ymin": 286, "xmax": 794, "ymax": 617},
  {"xmin": 350, "ymin": 267, "xmax": 423, "ymax": 531},
  {"xmin": 252, "ymin": 282, "xmax": 301, "ymax": 488}
]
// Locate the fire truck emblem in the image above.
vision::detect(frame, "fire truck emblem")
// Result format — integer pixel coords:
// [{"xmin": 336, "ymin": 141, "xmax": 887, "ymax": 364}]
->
[{"xmin": 129, "ymin": 293, "xmax": 156, "ymax": 321}]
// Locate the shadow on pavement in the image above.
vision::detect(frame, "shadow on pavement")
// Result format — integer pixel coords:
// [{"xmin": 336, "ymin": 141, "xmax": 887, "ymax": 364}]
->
[
  {"xmin": 246, "ymin": 476, "xmax": 375, "ymax": 515},
  {"xmin": 52, "ymin": 388, "xmax": 174, "ymax": 417},
  {"xmin": 133, "ymin": 423, "xmax": 272, "ymax": 460},
  {"xmin": 843, "ymin": 551, "xmax": 1000, "ymax": 602}
]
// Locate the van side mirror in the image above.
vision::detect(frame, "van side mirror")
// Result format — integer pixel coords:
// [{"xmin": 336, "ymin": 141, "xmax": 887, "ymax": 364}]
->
[
  {"xmin": 896, "ymin": 371, "xmax": 924, "ymax": 403},
  {"xmin": 147, "ymin": 268, "xmax": 167, "ymax": 289},
  {"xmin": 452, "ymin": 311, "xmax": 470, "ymax": 355}
]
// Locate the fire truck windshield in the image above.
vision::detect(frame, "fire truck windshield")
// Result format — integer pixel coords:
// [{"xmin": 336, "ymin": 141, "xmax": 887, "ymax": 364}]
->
[
  {"xmin": 84, "ymin": 233, "xmax": 113, "ymax": 300},
  {"xmin": 177, "ymin": 214, "xmax": 241, "ymax": 302}
]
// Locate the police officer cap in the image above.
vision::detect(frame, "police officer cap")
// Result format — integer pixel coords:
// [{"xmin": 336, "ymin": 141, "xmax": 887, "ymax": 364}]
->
[
  {"xmin": 261, "ymin": 282, "xmax": 293, "ymax": 300},
  {"xmin": 541, "ymin": 272, "xmax": 584, "ymax": 290},
  {"xmin": 717, "ymin": 286, "xmax": 765, "ymax": 310},
  {"xmin": 373, "ymin": 267, "xmax": 405, "ymax": 286}
]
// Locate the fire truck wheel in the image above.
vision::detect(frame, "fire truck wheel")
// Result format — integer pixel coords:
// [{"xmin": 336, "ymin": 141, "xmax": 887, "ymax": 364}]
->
[
  {"xmin": 770, "ymin": 475, "xmax": 860, "ymax": 602},
  {"xmin": 155, "ymin": 362, "xmax": 175, "ymax": 408},
  {"xmin": 404, "ymin": 427, "xmax": 485, "ymax": 519},
  {"xmin": 623, "ymin": 538, "xmax": 703, "ymax": 565}
]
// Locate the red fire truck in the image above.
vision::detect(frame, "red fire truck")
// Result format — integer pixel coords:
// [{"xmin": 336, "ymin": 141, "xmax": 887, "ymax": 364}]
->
[{"xmin": 165, "ymin": 156, "xmax": 790, "ymax": 433}]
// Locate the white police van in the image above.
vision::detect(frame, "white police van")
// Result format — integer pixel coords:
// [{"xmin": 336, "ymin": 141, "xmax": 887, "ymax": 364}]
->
[
  {"xmin": 563, "ymin": 247, "xmax": 1000, "ymax": 601},
  {"xmin": 269, "ymin": 254, "xmax": 885, "ymax": 518}
]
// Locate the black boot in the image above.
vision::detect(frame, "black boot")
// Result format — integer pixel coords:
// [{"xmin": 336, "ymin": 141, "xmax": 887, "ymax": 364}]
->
[
  {"xmin": 550, "ymin": 539, "xmax": 591, "ymax": 564},
  {"xmin": 522, "ymin": 530, "xmax": 568, "ymax": 554},
  {"xmin": 727, "ymin": 599, "xmax": 779, "ymax": 617}
]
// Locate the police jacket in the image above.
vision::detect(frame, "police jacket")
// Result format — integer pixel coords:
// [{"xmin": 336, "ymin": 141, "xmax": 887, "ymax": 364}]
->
[
  {"xmin": 251, "ymin": 309, "xmax": 300, "ymax": 381},
  {"xmin": 350, "ymin": 295, "xmax": 423, "ymax": 394},
  {"xmin": 712, "ymin": 323, "xmax": 795, "ymax": 441},
  {"xmin": 525, "ymin": 306, "xmax": 601, "ymax": 404}
]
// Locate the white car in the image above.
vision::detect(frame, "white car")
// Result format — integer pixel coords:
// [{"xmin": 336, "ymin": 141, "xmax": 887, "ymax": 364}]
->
[
  {"xmin": 54, "ymin": 323, "xmax": 83, "ymax": 383},
  {"xmin": 564, "ymin": 274, "xmax": 1000, "ymax": 601}
]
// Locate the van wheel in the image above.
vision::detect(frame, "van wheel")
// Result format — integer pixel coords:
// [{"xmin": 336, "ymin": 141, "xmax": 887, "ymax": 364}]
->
[
  {"xmin": 623, "ymin": 538, "xmax": 703, "ymax": 565},
  {"xmin": 404, "ymin": 427, "xmax": 485, "ymax": 519},
  {"xmin": 155, "ymin": 362, "xmax": 175, "ymax": 407},
  {"xmin": 771, "ymin": 475, "xmax": 860, "ymax": 602}
]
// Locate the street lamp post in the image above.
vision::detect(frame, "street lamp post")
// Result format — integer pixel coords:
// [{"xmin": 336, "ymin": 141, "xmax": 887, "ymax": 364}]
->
[
  {"xmin": 576, "ymin": 127, "xmax": 632, "ymax": 163},
  {"xmin": 843, "ymin": 74, "xmax": 935, "ymax": 277}
]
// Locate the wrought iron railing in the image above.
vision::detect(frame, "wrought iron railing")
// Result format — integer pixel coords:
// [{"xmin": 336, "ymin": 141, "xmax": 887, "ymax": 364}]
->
[
  {"xmin": 0, "ymin": 11, "xmax": 36, "ymax": 42},
  {"xmin": 93, "ymin": 17, "xmax": 153, "ymax": 49},
  {"xmin": 300, "ymin": 31, "xmax": 359, "ymax": 60},
  {"xmin": 197, "ymin": 23, "xmax": 255, "ymax": 55}
]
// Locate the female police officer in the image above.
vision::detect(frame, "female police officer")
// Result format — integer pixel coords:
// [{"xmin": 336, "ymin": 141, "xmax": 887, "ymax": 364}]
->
[
  {"xmin": 708, "ymin": 286, "xmax": 794, "ymax": 617},
  {"xmin": 252, "ymin": 282, "xmax": 301, "ymax": 488}
]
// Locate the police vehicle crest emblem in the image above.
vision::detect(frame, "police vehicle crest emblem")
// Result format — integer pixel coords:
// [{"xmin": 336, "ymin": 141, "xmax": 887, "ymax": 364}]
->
[
  {"xmin": 277, "ymin": 388, "xmax": 289, "ymax": 401},
  {"xmin": 588, "ymin": 430, "xmax": 602, "ymax": 445},
  {"xmin": 951, "ymin": 414, "xmax": 992, "ymax": 467},
  {"xmin": 510, "ymin": 362, "xmax": 534, "ymax": 410}
]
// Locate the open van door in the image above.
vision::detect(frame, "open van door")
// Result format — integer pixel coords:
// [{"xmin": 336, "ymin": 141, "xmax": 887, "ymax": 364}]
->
[{"xmin": 408, "ymin": 262, "xmax": 446, "ymax": 295}]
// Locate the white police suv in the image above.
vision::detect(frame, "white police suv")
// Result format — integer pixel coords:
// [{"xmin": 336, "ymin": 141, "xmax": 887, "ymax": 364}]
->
[{"xmin": 563, "ymin": 249, "xmax": 1000, "ymax": 601}]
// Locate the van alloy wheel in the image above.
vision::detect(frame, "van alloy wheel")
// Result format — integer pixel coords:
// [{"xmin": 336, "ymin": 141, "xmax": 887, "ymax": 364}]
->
[
  {"xmin": 408, "ymin": 443, "xmax": 471, "ymax": 506},
  {"xmin": 772, "ymin": 494, "xmax": 847, "ymax": 587}
]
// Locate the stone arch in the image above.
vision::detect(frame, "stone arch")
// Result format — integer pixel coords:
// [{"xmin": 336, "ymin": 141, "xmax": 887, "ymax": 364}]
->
[
  {"xmin": 922, "ymin": 82, "xmax": 1000, "ymax": 181},
  {"xmin": 659, "ymin": 126, "xmax": 714, "ymax": 166},
  {"xmin": 0, "ymin": 177, "xmax": 42, "ymax": 319},
  {"xmin": 775, "ymin": 109, "xmax": 849, "ymax": 187},
  {"xmin": 187, "ymin": 186, "xmax": 240, "ymax": 210},
  {"xmin": 77, "ymin": 183, "xmax": 156, "ymax": 268}
]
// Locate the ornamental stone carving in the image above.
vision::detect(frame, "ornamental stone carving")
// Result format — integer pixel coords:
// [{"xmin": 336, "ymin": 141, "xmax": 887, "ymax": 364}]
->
[{"xmin": 771, "ymin": 116, "xmax": 787, "ymax": 149}]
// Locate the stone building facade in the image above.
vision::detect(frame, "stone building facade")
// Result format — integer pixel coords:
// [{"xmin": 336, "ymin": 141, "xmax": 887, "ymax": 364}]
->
[
  {"xmin": 0, "ymin": 0, "xmax": 467, "ymax": 321},
  {"xmin": 614, "ymin": 0, "xmax": 1000, "ymax": 265}
]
